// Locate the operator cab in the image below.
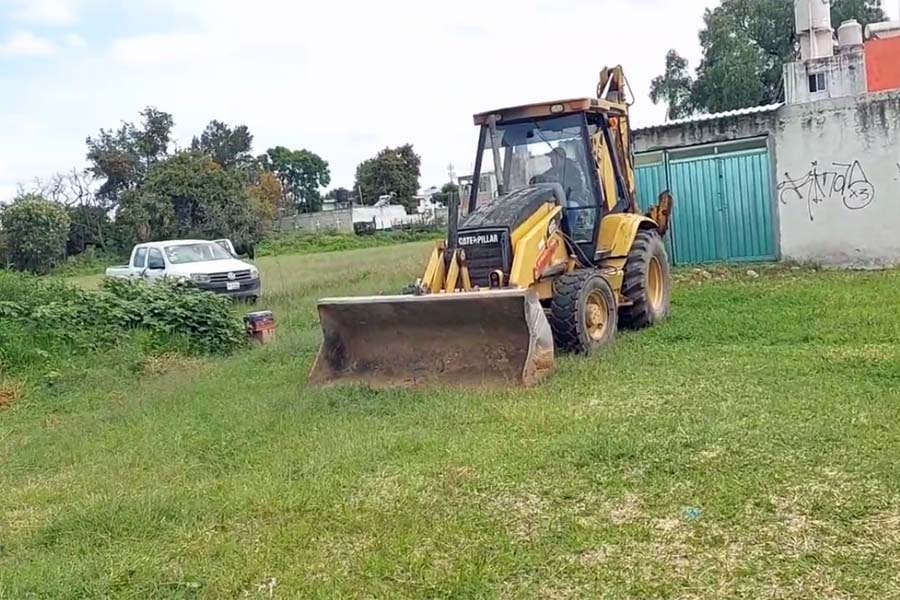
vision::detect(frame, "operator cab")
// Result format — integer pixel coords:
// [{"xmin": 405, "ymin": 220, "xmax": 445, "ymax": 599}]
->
[{"xmin": 465, "ymin": 99, "xmax": 635, "ymax": 262}]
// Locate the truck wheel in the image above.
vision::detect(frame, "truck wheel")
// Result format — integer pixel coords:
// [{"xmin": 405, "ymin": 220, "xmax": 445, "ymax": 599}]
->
[
  {"xmin": 620, "ymin": 230, "xmax": 671, "ymax": 329},
  {"xmin": 549, "ymin": 270, "xmax": 618, "ymax": 355}
]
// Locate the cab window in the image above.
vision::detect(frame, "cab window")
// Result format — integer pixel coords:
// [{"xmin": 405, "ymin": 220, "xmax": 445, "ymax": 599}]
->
[
  {"xmin": 147, "ymin": 248, "xmax": 165, "ymax": 270},
  {"xmin": 133, "ymin": 247, "xmax": 148, "ymax": 268}
]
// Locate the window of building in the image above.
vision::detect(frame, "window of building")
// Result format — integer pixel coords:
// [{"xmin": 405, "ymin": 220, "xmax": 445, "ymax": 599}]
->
[{"xmin": 808, "ymin": 72, "xmax": 827, "ymax": 93}]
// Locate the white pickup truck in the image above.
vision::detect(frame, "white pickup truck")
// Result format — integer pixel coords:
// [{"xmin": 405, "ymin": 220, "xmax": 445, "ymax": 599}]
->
[{"xmin": 106, "ymin": 239, "xmax": 261, "ymax": 301}]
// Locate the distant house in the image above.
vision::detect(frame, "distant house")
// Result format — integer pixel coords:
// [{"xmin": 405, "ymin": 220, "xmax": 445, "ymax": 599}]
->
[
  {"xmin": 419, "ymin": 186, "xmax": 440, "ymax": 198},
  {"xmin": 415, "ymin": 194, "xmax": 444, "ymax": 216},
  {"xmin": 321, "ymin": 194, "xmax": 352, "ymax": 212},
  {"xmin": 352, "ymin": 196, "xmax": 411, "ymax": 231},
  {"xmin": 458, "ymin": 172, "xmax": 498, "ymax": 213}
]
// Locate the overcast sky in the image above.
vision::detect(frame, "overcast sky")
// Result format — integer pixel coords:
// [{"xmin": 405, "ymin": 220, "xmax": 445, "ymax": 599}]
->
[{"xmin": 1, "ymin": 0, "xmax": 897, "ymax": 202}]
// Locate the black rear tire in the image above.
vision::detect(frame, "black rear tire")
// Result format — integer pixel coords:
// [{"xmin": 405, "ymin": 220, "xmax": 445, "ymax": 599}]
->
[
  {"xmin": 549, "ymin": 270, "xmax": 618, "ymax": 355},
  {"xmin": 620, "ymin": 230, "xmax": 671, "ymax": 329}
]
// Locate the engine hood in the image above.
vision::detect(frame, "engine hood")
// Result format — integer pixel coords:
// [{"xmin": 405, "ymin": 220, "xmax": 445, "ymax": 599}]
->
[
  {"xmin": 460, "ymin": 183, "xmax": 565, "ymax": 232},
  {"xmin": 167, "ymin": 258, "xmax": 255, "ymax": 276}
]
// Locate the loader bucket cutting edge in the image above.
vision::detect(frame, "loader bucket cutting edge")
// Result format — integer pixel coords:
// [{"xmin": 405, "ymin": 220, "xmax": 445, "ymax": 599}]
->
[{"xmin": 309, "ymin": 290, "xmax": 555, "ymax": 388}]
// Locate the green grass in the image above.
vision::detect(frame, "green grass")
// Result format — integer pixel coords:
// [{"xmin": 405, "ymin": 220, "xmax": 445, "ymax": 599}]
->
[
  {"xmin": 3, "ymin": 244, "xmax": 900, "ymax": 598},
  {"xmin": 257, "ymin": 230, "xmax": 444, "ymax": 258}
]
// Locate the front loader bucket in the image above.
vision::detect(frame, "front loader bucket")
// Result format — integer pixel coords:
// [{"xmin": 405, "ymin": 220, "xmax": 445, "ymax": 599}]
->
[{"xmin": 309, "ymin": 290, "xmax": 555, "ymax": 388}]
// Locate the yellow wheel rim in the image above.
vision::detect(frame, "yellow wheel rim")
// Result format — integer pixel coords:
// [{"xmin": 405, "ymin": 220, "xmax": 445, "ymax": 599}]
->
[
  {"xmin": 648, "ymin": 256, "xmax": 664, "ymax": 310},
  {"xmin": 585, "ymin": 290, "xmax": 610, "ymax": 342}
]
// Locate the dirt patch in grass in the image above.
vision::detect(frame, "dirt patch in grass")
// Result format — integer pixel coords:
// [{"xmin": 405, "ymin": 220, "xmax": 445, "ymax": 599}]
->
[
  {"xmin": 575, "ymin": 548, "xmax": 609, "ymax": 568},
  {"xmin": 608, "ymin": 493, "xmax": 646, "ymax": 525},
  {"xmin": 491, "ymin": 492, "xmax": 550, "ymax": 543},
  {"xmin": 0, "ymin": 380, "xmax": 24, "ymax": 411}
]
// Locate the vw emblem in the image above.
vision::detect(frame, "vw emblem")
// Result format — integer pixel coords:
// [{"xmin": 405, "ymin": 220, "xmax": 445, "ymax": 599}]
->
[{"xmin": 227, "ymin": 272, "xmax": 236, "ymax": 281}]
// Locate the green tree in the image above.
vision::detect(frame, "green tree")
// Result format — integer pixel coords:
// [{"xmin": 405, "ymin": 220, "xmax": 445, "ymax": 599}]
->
[
  {"xmin": 432, "ymin": 182, "xmax": 460, "ymax": 206},
  {"xmin": 21, "ymin": 169, "xmax": 111, "ymax": 254},
  {"xmin": 259, "ymin": 147, "xmax": 331, "ymax": 213},
  {"xmin": 0, "ymin": 194, "xmax": 71, "ymax": 274},
  {"xmin": 115, "ymin": 152, "xmax": 258, "ymax": 247},
  {"xmin": 86, "ymin": 107, "xmax": 174, "ymax": 204},
  {"xmin": 354, "ymin": 144, "xmax": 421, "ymax": 212},
  {"xmin": 832, "ymin": 0, "xmax": 887, "ymax": 25},
  {"xmin": 248, "ymin": 171, "xmax": 284, "ymax": 239},
  {"xmin": 649, "ymin": 50, "xmax": 695, "ymax": 121},
  {"xmin": 0, "ymin": 228, "xmax": 9, "ymax": 269},
  {"xmin": 325, "ymin": 187, "xmax": 353, "ymax": 205},
  {"xmin": 653, "ymin": 0, "xmax": 886, "ymax": 115},
  {"xmin": 190, "ymin": 120, "xmax": 254, "ymax": 172},
  {"xmin": 66, "ymin": 205, "xmax": 110, "ymax": 256}
]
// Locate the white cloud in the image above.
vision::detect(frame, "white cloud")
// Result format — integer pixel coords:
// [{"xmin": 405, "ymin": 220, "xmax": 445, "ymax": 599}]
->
[
  {"xmin": 63, "ymin": 33, "xmax": 87, "ymax": 48},
  {"xmin": 0, "ymin": 0, "xmax": 714, "ymax": 193},
  {"xmin": 9, "ymin": 0, "xmax": 78, "ymax": 25},
  {"xmin": 111, "ymin": 32, "xmax": 228, "ymax": 66},
  {"xmin": 0, "ymin": 184, "xmax": 19, "ymax": 205},
  {"xmin": 0, "ymin": 32, "xmax": 57, "ymax": 58}
]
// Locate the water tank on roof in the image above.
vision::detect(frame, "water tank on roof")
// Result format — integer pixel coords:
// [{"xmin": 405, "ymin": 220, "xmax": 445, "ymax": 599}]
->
[
  {"xmin": 838, "ymin": 19, "xmax": 864, "ymax": 49},
  {"xmin": 795, "ymin": 0, "xmax": 832, "ymax": 33},
  {"xmin": 796, "ymin": 0, "xmax": 834, "ymax": 59}
]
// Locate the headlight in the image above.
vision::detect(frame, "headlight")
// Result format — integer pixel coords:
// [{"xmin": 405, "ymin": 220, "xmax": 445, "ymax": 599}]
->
[
  {"xmin": 190, "ymin": 273, "xmax": 210, "ymax": 283},
  {"xmin": 249, "ymin": 267, "xmax": 259, "ymax": 280}
]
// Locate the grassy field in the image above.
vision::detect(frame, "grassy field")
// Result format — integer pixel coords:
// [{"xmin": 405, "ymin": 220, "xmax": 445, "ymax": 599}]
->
[{"xmin": 2, "ymin": 243, "xmax": 900, "ymax": 598}]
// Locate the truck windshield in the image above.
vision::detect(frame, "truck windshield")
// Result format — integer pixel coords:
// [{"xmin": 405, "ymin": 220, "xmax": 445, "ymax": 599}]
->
[{"xmin": 164, "ymin": 243, "xmax": 232, "ymax": 265}]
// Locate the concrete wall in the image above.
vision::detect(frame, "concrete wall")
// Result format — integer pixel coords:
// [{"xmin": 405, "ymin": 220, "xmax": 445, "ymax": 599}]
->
[
  {"xmin": 276, "ymin": 205, "xmax": 447, "ymax": 233},
  {"xmin": 634, "ymin": 91, "xmax": 900, "ymax": 267},
  {"xmin": 774, "ymin": 92, "xmax": 900, "ymax": 267},
  {"xmin": 278, "ymin": 209, "xmax": 354, "ymax": 233},
  {"xmin": 352, "ymin": 205, "xmax": 410, "ymax": 230},
  {"xmin": 784, "ymin": 51, "xmax": 867, "ymax": 105}
]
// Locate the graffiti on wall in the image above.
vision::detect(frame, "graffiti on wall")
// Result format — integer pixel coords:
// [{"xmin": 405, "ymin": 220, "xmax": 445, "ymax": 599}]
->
[{"xmin": 778, "ymin": 160, "xmax": 876, "ymax": 222}]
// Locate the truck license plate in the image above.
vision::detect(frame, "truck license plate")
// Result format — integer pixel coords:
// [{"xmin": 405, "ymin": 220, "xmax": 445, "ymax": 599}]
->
[{"xmin": 226, "ymin": 281, "xmax": 240, "ymax": 291}]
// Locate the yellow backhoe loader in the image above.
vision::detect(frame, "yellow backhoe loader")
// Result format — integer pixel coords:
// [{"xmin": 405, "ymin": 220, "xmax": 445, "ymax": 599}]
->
[{"xmin": 311, "ymin": 67, "xmax": 674, "ymax": 388}]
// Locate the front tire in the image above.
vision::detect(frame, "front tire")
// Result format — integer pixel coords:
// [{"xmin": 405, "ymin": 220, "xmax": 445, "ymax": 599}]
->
[
  {"xmin": 549, "ymin": 270, "xmax": 618, "ymax": 355},
  {"xmin": 620, "ymin": 230, "xmax": 671, "ymax": 329}
]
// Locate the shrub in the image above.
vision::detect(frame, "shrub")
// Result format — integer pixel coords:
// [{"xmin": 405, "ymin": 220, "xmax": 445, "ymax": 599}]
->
[
  {"xmin": 101, "ymin": 278, "xmax": 246, "ymax": 353},
  {"xmin": 0, "ymin": 272, "xmax": 246, "ymax": 375},
  {"xmin": 0, "ymin": 194, "xmax": 71, "ymax": 274},
  {"xmin": 52, "ymin": 249, "xmax": 128, "ymax": 277},
  {"xmin": 66, "ymin": 204, "xmax": 111, "ymax": 256}
]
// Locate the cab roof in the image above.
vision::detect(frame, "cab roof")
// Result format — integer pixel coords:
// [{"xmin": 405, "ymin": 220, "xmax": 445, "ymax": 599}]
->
[
  {"xmin": 473, "ymin": 97, "xmax": 628, "ymax": 126},
  {"xmin": 138, "ymin": 239, "xmax": 218, "ymax": 247}
]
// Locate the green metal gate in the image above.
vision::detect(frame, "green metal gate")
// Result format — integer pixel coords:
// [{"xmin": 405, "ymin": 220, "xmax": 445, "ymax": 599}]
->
[{"xmin": 635, "ymin": 140, "xmax": 777, "ymax": 265}]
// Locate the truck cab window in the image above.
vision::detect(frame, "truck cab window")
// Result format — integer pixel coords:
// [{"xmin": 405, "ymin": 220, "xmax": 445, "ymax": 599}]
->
[
  {"xmin": 147, "ymin": 248, "xmax": 165, "ymax": 270},
  {"xmin": 133, "ymin": 247, "xmax": 148, "ymax": 268}
]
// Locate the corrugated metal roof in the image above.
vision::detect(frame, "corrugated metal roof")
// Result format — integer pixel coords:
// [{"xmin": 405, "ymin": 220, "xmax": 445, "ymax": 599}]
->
[
  {"xmin": 634, "ymin": 103, "xmax": 783, "ymax": 133},
  {"xmin": 866, "ymin": 20, "xmax": 900, "ymax": 39}
]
